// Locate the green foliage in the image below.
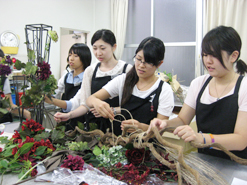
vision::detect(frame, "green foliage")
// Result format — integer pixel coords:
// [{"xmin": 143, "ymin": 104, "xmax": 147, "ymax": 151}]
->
[
  {"xmin": 0, "ymin": 136, "xmax": 11, "ymax": 144},
  {"xmin": 95, "ymin": 145, "xmax": 127, "ymax": 167},
  {"xmin": 89, "ymin": 122, "xmax": 98, "ymax": 131},
  {"xmin": 22, "ymin": 62, "xmax": 38, "ymax": 76},
  {"xmin": 51, "ymin": 129, "xmax": 65, "ymax": 144},
  {"xmin": 33, "ymin": 132, "xmax": 50, "ymax": 141},
  {"xmin": 163, "ymin": 70, "xmax": 173, "ymax": 83},
  {"xmin": 14, "ymin": 59, "xmax": 26, "ymax": 70},
  {"xmin": 27, "ymin": 49, "xmax": 36, "ymax": 62},
  {"xmin": 67, "ymin": 141, "xmax": 89, "ymax": 151},
  {"xmin": 77, "ymin": 122, "xmax": 84, "ymax": 130}
]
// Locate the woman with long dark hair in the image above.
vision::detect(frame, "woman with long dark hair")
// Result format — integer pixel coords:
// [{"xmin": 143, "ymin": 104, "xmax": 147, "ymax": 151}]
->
[
  {"xmin": 149, "ymin": 26, "xmax": 247, "ymax": 160},
  {"xmin": 87, "ymin": 36, "xmax": 174, "ymax": 135},
  {"xmin": 54, "ymin": 29, "xmax": 132, "ymax": 132}
]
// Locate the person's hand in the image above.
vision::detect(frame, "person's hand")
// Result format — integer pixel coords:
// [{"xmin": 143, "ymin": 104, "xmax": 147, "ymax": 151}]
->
[
  {"xmin": 54, "ymin": 112, "xmax": 70, "ymax": 123},
  {"xmin": 24, "ymin": 110, "xmax": 31, "ymax": 120},
  {"xmin": 121, "ymin": 119, "xmax": 140, "ymax": 133},
  {"xmin": 147, "ymin": 118, "xmax": 167, "ymax": 133},
  {"xmin": 90, "ymin": 108, "xmax": 102, "ymax": 118},
  {"xmin": 44, "ymin": 95, "xmax": 53, "ymax": 104},
  {"xmin": 173, "ymin": 125, "xmax": 203, "ymax": 143},
  {"xmin": 93, "ymin": 100, "xmax": 114, "ymax": 120}
]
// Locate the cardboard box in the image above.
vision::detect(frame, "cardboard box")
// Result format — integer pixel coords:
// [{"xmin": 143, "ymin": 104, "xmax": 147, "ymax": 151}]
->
[{"xmin": 162, "ymin": 121, "xmax": 198, "ymax": 153}]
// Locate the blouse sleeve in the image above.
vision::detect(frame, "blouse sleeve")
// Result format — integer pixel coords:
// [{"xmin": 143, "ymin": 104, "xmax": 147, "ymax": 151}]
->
[
  {"xmin": 3, "ymin": 78, "xmax": 11, "ymax": 95},
  {"xmin": 157, "ymin": 82, "xmax": 174, "ymax": 117},
  {"xmin": 78, "ymin": 66, "xmax": 93, "ymax": 107},
  {"xmin": 54, "ymin": 73, "xmax": 66, "ymax": 99}
]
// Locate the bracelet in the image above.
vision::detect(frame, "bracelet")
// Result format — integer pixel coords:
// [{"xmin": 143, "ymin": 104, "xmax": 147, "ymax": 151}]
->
[
  {"xmin": 208, "ymin": 133, "xmax": 215, "ymax": 149},
  {"xmin": 199, "ymin": 131, "xmax": 206, "ymax": 144},
  {"xmin": 111, "ymin": 107, "xmax": 117, "ymax": 116},
  {"xmin": 208, "ymin": 133, "xmax": 215, "ymax": 143}
]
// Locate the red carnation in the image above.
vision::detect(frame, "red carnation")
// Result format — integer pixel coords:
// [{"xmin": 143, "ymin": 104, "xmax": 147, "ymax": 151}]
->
[
  {"xmin": 31, "ymin": 168, "xmax": 38, "ymax": 177},
  {"xmin": 61, "ymin": 155, "xmax": 85, "ymax": 171}
]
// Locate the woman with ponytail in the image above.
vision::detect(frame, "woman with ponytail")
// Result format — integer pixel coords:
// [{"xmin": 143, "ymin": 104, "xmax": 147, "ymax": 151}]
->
[
  {"xmin": 87, "ymin": 36, "xmax": 174, "ymax": 135},
  {"xmin": 149, "ymin": 26, "xmax": 247, "ymax": 160}
]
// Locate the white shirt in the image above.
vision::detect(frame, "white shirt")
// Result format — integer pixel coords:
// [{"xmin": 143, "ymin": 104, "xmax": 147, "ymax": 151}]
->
[
  {"xmin": 64, "ymin": 60, "xmax": 132, "ymax": 112},
  {"xmin": 103, "ymin": 73, "xmax": 174, "ymax": 117},
  {"xmin": 185, "ymin": 74, "xmax": 247, "ymax": 112},
  {"xmin": 2, "ymin": 78, "xmax": 11, "ymax": 95}
]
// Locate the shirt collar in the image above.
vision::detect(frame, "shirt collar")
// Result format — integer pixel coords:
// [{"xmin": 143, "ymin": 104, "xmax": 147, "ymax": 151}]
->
[{"xmin": 70, "ymin": 70, "xmax": 84, "ymax": 80}]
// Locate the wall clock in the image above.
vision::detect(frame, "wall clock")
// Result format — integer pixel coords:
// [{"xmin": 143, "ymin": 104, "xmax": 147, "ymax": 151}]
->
[{"xmin": 0, "ymin": 31, "xmax": 20, "ymax": 54}]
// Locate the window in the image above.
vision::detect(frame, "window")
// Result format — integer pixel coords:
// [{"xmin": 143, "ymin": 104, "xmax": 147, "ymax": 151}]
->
[{"xmin": 122, "ymin": 0, "xmax": 202, "ymax": 86}]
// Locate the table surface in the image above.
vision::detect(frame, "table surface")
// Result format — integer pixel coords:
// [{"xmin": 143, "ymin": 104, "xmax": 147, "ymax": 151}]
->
[{"xmin": 1, "ymin": 122, "xmax": 247, "ymax": 185}]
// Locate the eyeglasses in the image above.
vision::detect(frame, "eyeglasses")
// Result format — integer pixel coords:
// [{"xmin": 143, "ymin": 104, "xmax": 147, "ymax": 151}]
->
[{"xmin": 134, "ymin": 57, "xmax": 154, "ymax": 68}]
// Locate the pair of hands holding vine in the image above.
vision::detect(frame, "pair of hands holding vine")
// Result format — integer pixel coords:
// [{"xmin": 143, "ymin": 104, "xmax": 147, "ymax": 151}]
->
[{"xmin": 87, "ymin": 94, "xmax": 148, "ymax": 132}]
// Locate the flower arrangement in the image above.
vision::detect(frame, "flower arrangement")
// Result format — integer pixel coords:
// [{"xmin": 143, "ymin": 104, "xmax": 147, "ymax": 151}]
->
[
  {"xmin": 93, "ymin": 144, "xmax": 178, "ymax": 184},
  {"xmin": 0, "ymin": 120, "xmax": 55, "ymax": 179},
  {"xmin": 155, "ymin": 70, "xmax": 185, "ymax": 103}
]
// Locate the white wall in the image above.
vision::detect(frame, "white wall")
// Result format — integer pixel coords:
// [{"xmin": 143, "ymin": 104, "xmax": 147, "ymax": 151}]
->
[{"xmin": 0, "ymin": 0, "xmax": 111, "ymax": 80}]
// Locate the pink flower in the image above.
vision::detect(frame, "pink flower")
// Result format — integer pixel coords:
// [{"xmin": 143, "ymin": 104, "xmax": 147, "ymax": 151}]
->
[{"xmin": 61, "ymin": 155, "xmax": 85, "ymax": 171}]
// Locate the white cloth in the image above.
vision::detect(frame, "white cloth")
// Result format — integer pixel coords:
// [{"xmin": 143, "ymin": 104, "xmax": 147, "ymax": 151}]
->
[
  {"xmin": 184, "ymin": 74, "xmax": 247, "ymax": 112},
  {"xmin": 54, "ymin": 73, "xmax": 66, "ymax": 99},
  {"xmin": 3, "ymin": 78, "xmax": 11, "ymax": 95},
  {"xmin": 65, "ymin": 60, "xmax": 132, "ymax": 112},
  {"xmin": 103, "ymin": 73, "xmax": 174, "ymax": 117}
]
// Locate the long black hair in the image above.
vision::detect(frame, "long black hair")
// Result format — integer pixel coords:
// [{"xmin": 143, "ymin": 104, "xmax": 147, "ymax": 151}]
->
[
  {"xmin": 121, "ymin": 36, "xmax": 165, "ymax": 105},
  {"xmin": 91, "ymin": 29, "xmax": 117, "ymax": 59},
  {"xmin": 201, "ymin": 26, "xmax": 247, "ymax": 75},
  {"xmin": 69, "ymin": 43, "xmax": 91, "ymax": 70}
]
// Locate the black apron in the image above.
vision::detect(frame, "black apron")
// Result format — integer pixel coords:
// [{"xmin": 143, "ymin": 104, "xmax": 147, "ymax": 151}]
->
[
  {"xmin": 61, "ymin": 73, "xmax": 84, "ymax": 131},
  {"xmin": 196, "ymin": 75, "xmax": 247, "ymax": 159},
  {"xmin": 85, "ymin": 63, "xmax": 128, "ymax": 135},
  {"xmin": 120, "ymin": 80, "xmax": 164, "ymax": 135}
]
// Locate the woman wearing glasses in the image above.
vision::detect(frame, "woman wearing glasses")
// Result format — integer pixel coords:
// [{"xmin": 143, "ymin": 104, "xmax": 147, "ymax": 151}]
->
[{"xmin": 86, "ymin": 36, "xmax": 174, "ymax": 135}]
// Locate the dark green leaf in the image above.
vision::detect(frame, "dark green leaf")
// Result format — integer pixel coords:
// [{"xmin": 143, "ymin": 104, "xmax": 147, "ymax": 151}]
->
[
  {"xmin": 0, "ymin": 136, "xmax": 11, "ymax": 144},
  {"xmin": 77, "ymin": 122, "xmax": 84, "ymax": 130},
  {"xmin": 0, "ymin": 159, "xmax": 9, "ymax": 168},
  {"xmin": 19, "ymin": 143, "xmax": 34, "ymax": 155},
  {"xmin": 51, "ymin": 129, "xmax": 65, "ymax": 143},
  {"xmin": 125, "ymin": 143, "xmax": 134, "ymax": 150},
  {"xmin": 34, "ymin": 146, "xmax": 47, "ymax": 156},
  {"xmin": 9, "ymin": 162, "xmax": 23, "ymax": 169},
  {"xmin": 85, "ymin": 159, "xmax": 100, "ymax": 167},
  {"xmin": 34, "ymin": 132, "xmax": 50, "ymax": 141}
]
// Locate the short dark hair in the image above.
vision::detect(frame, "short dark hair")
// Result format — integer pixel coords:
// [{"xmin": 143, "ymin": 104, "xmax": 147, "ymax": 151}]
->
[
  {"xmin": 201, "ymin": 25, "xmax": 247, "ymax": 75},
  {"xmin": 0, "ymin": 49, "xmax": 4, "ymax": 58},
  {"xmin": 135, "ymin": 36, "xmax": 165, "ymax": 67},
  {"xmin": 69, "ymin": 43, "xmax": 91, "ymax": 70},
  {"xmin": 91, "ymin": 29, "xmax": 116, "ymax": 47}
]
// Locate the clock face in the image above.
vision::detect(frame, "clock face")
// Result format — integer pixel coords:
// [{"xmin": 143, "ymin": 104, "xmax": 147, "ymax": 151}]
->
[{"xmin": 0, "ymin": 31, "xmax": 19, "ymax": 47}]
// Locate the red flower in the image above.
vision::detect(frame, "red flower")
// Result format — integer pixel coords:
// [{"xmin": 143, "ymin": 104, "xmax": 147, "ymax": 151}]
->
[
  {"xmin": 115, "ymin": 162, "xmax": 122, "ymax": 168},
  {"xmin": 31, "ymin": 168, "xmax": 38, "ymax": 177},
  {"xmin": 120, "ymin": 169, "xmax": 138, "ymax": 182},
  {"xmin": 21, "ymin": 119, "xmax": 45, "ymax": 134},
  {"xmin": 12, "ymin": 131, "xmax": 21, "ymax": 143},
  {"xmin": 12, "ymin": 147, "xmax": 18, "ymax": 155},
  {"xmin": 0, "ymin": 147, "xmax": 2, "ymax": 152},
  {"xmin": 37, "ymin": 61, "xmax": 52, "ymax": 80},
  {"xmin": 61, "ymin": 155, "xmax": 85, "ymax": 171},
  {"xmin": 125, "ymin": 148, "xmax": 150, "ymax": 166}
]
